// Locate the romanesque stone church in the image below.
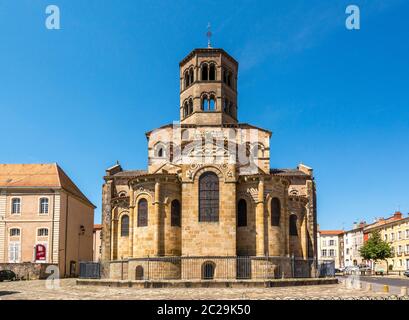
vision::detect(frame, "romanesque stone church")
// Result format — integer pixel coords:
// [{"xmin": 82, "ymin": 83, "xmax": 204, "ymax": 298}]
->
[{"xmin": 101, "ymin": 46, "xmax": 317, "ymax": 280}]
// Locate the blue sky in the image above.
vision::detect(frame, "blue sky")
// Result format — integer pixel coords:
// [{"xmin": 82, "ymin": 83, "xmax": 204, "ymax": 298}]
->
[{"xmin": 0, "ymin": 0, "xmax": 408, "ymax": 230}]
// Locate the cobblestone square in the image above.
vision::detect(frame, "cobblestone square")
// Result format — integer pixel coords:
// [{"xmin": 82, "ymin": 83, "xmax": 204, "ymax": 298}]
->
[{"xmin": 0, "ymin": 279, "xmax": 394, "ymax": 300}]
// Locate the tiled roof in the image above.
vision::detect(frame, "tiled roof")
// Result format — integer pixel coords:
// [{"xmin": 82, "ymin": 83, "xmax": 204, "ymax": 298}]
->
[
  {"xmin": 0, "ymin": 163, "xmax": 95, "ymax": 208},
  {"xmin": 270, "ymin": 168, "xmax": 308, "ymax": 177},
  {"xmin": 319, "ymin": 230, "xmax": 344, "ymax": 235},
  {"xmin": 112, "ymin": 170, "xmax": 148, "ymax": 177}
]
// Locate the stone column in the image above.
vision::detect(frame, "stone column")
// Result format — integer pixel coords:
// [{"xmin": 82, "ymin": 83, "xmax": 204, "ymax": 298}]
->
[
  {"xmin": 256, "ymin": 178, "xmax": 265, "ymax": 256},
  {"xmin": 154, "ymin": 181, "xmax": 161, "ymax": 256},
  {"xmin": 101, "ymin": 180, "xmax": 113, "ymax": 264}
]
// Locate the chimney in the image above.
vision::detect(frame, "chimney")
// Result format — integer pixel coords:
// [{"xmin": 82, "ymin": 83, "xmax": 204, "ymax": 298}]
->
[{"xmin": 393, "ymin": 211, "xmax": 402, "ymax": 219}]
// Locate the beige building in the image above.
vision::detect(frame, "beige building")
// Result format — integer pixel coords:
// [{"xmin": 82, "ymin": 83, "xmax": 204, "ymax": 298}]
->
[
  {"xmin": 0, "ymin": 164, "xmax": 95, "ymax": 277},
  {"xmin": 101, "ymin": 46, "xmax": 318, "ymax": 280},
  {"xmin": 93, "ymin": 224, "xmax": 102, "ymax": 262},
  {"xmin": 317, "ymin": 230, "xmax": 343, "ymax": 269},
  {"xmin": 364, "ymin": 212, "xmax": 409, "ymax": 271}
]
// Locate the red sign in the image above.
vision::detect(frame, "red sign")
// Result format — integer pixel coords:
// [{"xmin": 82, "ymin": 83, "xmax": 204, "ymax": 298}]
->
[{"xmin": 35, "ymin": 244, "xmax": 46, "ymax": 261}]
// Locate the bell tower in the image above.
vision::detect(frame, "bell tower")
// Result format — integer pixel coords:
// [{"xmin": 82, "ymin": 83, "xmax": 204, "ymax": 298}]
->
[{"xmin": 179, "ymin": 47, "xmax": 239, "ymax": 126}]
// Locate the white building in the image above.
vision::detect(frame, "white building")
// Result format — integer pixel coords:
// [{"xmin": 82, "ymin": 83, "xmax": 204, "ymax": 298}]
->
[
  {"xmin": 343, "ymin": 222, "xmax": 366, "ymax": 267},
  {"xmin": 317, "ymin": 230, "xmax": 344, "ymax": 269}
]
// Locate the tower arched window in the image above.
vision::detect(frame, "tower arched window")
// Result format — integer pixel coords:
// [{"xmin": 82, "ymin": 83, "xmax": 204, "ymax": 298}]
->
[
  {"xmin": 237, "ymin": 199, "xmax": 247, "ymax": 227},
  {"xmin": 158, "ymin": 147, "xmax": 163, "ymax": 158},
  {"xmin": 171, "ymin": 199, "xmax": 181, "ymax": 227},
  {"xmin": 227, "ymin": 73, "xmax": 232, "ymax": 86},
  {"xmin": 189, "ymin": 68, "xmax": 194, "ymax": 84},
  {"xmin": 271, "ymin": 198, "xmax": 280, "ymax": 226},
  {"xmin": 209, "ymin": 95, "xmax": 216, "ymax": 110},
  {"xmin": 290, "ymin": 214, "xmax": 298, "ymax": 236},
  {"xmin": 137, "ymin": 199, "xmax": 148, "ymax": 227},
  {"xmin": 223, "ymin": 98, "xmax": 229, "ymax": 113},
  {"xmin": 209, "ymin": 64, "xmax": 216, "ymax": 80},
  {"xmin": 184, "ymin": 71, "xmax": 189, "ymax": 88},
  {"xmin": 229, "ymin": 102, "xmax": 233, "ymax": 116},
  {"xmin": 201, "ymin": 64, "xmax": 208, "ymax": 81},
  {"xmin": 199, "ymin": 172, "xmax": 219, "ymax": 222},
  {"xmin": 121, "ymin": 215, "xmax": 129, "ymax": 236},
  {"xmin": 201, "ymin": 94, "xmax": 208, "ymax": 110},
  {"xmin": 183, "ymin": 101, "xmax": 188, "ymax": 117},
  {"xmin": 188, "ymin": 98, "xmax": 193, "ymax": 114}
]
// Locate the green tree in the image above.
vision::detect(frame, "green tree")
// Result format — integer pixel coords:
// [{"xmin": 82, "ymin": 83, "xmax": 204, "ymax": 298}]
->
[{"xmin": 359, "ymin": 231, "xmax": 393, "ymax": 274}]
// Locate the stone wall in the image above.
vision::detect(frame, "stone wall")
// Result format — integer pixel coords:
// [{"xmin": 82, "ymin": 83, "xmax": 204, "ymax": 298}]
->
[{"xmin": 0, "ymin": 263, "xmax": 57, "ymax": 280}]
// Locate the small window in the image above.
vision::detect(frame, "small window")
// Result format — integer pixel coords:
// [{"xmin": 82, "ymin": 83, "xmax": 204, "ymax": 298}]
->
[
  {"xmin": 158, "ymin": 148, "xmax": 163, "ymax": 157},
  {"xmin": 189, "ymin": 68, "xmax": 194, "ymax": 84},
  {"xmin": 121, "ymin": 215, "xmax": 129, "ymax": 236},
  {"xmin": 137, "ymin": 199, "xmax": 148, "ymax": 227},
  {"xmin": 209, "ymin": 96, "xmax": 216, "ymax": 110},
  {"xmin": 290, "ymin": 214, "xmax": 298, "ymax": 236},
  {"xmin": 209, "ymin": 64, "xmax": 216, "ymax": 80},
  {"xmin": 183, "ymin": 101, "xmax": 188, "ymax": 117},
  {"xmin": 201, "ymin": 261, "xmax": 215, "ymax": 280},
  {"xmin": 39, "ymin": 198, "xmax": 49, "ymax": 214},
  {"xmin": 201, "ymin": 94, "xmax": 208, "ymax": 110},
  {"xmin": 237, "ymin": 199, "xmax": 247, "ymax": 227},
  {"xmin": 184, "ymin": 72, "xmax": 189, "ymax": 88},
  {"xmin": 11, "ymin": 198, "xmax": 21, "ymax": 214},
  {"xmin": 201, "ymin": 64, "xmax": 208, "ymax": 80},
  {"xmin": 188, "ymin": 98, "xmax": 193, "ymax": 114},
  {"xmin": 171, "ymin": 199, "xmax": 181, "ymax": 227},
  {"xmin": 38, "ymin": 228, "xmax": 49, "ymax": 237},
  {"xmin": 271, "ymin": 198, "xmax": 280, "ymax": 226},
  {"xmin": 10, "ymin": 228, "xmax": 20, "ymax": 237},
  {"xmin": 135, "ymin": 265, "xmax": 144, "ymax": 280}
]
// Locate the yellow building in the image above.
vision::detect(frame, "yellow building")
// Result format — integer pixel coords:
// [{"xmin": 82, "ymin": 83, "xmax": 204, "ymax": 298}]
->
[{"xmin": 364, "ymin": 212, "xmax": 409, "ymax": 272}]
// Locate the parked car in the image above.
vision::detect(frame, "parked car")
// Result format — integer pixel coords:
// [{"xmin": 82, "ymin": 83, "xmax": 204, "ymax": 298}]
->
[
  {"xmin": 404, "ymin": 270, "xmax": 409, "ymax": 277},
  {"xmin": 0, "ymin": 270, "xmax": 16, "ymax": 282},
  {"xmin": 359, "ymin": 265, "xmax": 371, "ymax": 272}
]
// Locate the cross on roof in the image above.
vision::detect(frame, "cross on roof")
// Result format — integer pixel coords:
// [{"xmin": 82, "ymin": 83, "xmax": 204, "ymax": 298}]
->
[{"xmin": 206, "ymin": 23, "xmax": 212, "ymax": 48}]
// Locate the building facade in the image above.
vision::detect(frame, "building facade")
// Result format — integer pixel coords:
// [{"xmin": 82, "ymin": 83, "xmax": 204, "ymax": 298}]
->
[
  {"xmin": 0, "ymin": 164, "xmax": 95, "ymax": 277},
  {"xmin": 101, "ymin": 47, "xmax": 318, "ymax": 280},
  {"xmin": 342, "ymin": 222, "xmax": 366, "ymax": 267},
  {"xmin": 317, "ymin": 230, "xmax": 343, "ymax": 269},
  {"xmin": 363, "ymin": 212, "xmax": 409, "ymax": 272},
  {"xmin": 93, "ymin": 224, "xmax": 102, "ymax": 262}
]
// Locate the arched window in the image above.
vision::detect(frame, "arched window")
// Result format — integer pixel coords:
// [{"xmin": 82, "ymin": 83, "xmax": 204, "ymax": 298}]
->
[
  {"xmin": 199, "ymin": 172, "xmax": 219, "ymax": 222},
  {"xmin": 201, "ymin": 64, "xmax": 208, "ymax": 80},
  {"xmin": 10, "ymin": 228, "xmax": 20, "ymax": 237},
  {"xmin": 227, "ymin": 73, "xmax": 232, "ymax": 86},
  {"xmin": 223, "ymin": 98, "xmax": 229, "ymax": 113},
  {"xmin": 237, "ymin": 199, "xmax": 247, "ymax": 227},
  {"xmin": 183, "ymin": 101, "xmax": 188, "ymax": 117},
  {"xmin": 171, "ymin": 199, "xmax": 181, "ymax": 227},
  {"xmin": 209, "ymin": 95, "xmax": 216, "ymax": 110},
  {"xmin": 137, "ymin": 199, "xmax": 148, "ymax": 227},
  {"xmin": 271, "ymin": 198, "xmax": 280, "ymax": 226},
  {"xmin": 135, "ymin": 265, "xmax": 144, "ymax": 280},
  {"xmin": 201, "ymin": 261, "xmax": 215, "ymax": 280},
  {"xmin": 121, "ymin": 215, "xmax": 129, "ymax": 236},
  {"xmin": 188, "ymin": 98, "xmax": 193, "ymax": 114},
  {"xmin": 209, "ymin": 64, "xmax": 216, "ymax": 80},
  {"xmin": 201, "ymin": 94, "xmax": 208, "ymax": 110},
  {"xmin": 290, "ymin": 214, "xmax": 298, "ymax": 236},
  {"xmin": 158, "ymin": 147, "xmax": 163, "ymax": 157},
  {"xmin": 39, "ymin": 198, "xmax": 49, "ymax": 214},
  {"xmin": 229, "ymin": 102, "xmax": 233, "ymax": 116},
  {"xmin": 223, "ymin": 69, "xmax": 228, "ymax": 83},
  {"xmin": 11, "ymin": 198, "xmax": 21, "ymax": 214},
  {"xmin": 184, "ymin": 71, "xmax": 189, "ymax": 88},
  {"xmin": 189, "ymin": 68, "xmax": 194, "ymax": 84}
]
